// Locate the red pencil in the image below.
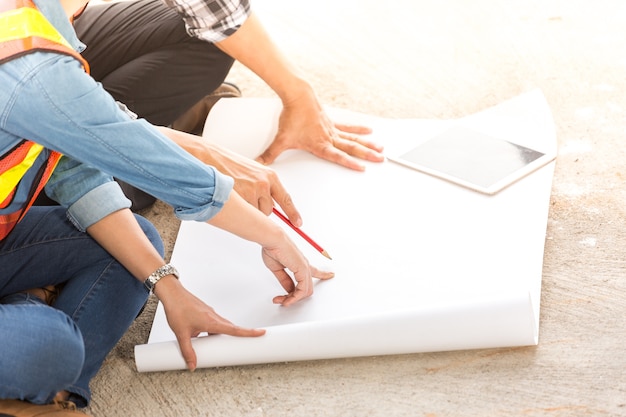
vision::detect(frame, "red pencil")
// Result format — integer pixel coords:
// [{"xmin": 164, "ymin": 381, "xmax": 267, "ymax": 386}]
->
[{"xmin": 272, "ymin": 207, "xmax": 332, "ymax": 260}]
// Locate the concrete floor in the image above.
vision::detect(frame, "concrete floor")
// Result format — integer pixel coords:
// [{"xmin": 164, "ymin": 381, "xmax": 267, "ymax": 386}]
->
[{"xmin": 87, "ymin": 1, "xmax": 626, "ymax": 416}]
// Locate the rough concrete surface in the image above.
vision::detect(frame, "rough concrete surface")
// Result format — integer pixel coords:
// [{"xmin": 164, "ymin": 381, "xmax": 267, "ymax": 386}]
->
[{"xmin": 86, "ymin": 1, "xmax": 626, "ymax": 416}]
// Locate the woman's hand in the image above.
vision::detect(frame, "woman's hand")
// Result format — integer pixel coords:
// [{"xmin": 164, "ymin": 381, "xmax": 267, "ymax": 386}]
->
[
  {"xmin": 260, "ymin": 232, "xmax": 334, "ymax": 307},
  {"xmin": 208, "ymin": 192, "xmax": 335, "ymax": 306},
  {"xmin": 86, "ymin": 208, "xmax": 267, "ymax": 372},
  {"xmin": 155, "ymin": 276, "xmax": 265, "ymax": 372}
]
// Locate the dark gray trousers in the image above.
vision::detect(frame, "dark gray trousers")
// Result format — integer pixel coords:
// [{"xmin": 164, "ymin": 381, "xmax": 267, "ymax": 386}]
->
[
  {"xmin": 74, "ymin": 0, "xmax": 235, "ymax": 126},
  {"xmin": 36, "ymin": 0, "xmax": 235, "ymax": 210}
]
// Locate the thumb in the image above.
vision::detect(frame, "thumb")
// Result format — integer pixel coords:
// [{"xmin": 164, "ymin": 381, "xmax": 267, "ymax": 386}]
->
[
  {"xmin": 176, "ymin": 335, "xmax": 197, "ymax": 372},
  {"xmin": 255, "ymin": 142, "xmax": 284, "ymax": 166}
]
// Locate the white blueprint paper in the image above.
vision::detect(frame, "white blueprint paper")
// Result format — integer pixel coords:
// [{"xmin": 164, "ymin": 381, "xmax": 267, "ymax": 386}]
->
[{"xmin": 135, "ymin": 90, "xmax": 556, "ymax": 372}]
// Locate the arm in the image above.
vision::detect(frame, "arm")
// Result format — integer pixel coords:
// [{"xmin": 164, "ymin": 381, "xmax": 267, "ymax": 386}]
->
[
  {"xmin": 215, "ymin": 12, "xmax": 385, "ymax": 170},
  {"xmin": 86, "ymin": 207, "xmax": 263, "ymax": 372},
  {"xmin": 156, "ymin": 126, "xmax": 302, "ymax": 226},
  {"xmin": 87, "ymin": 191, "xmax": 333, "ymax": 370},
  {"xmin": 9, "ymin": 10, "xmax": 332, "ymax": 370},
  {"xmin": 15, "ymin": 52, "xmax": 331, "ymax": 369}
]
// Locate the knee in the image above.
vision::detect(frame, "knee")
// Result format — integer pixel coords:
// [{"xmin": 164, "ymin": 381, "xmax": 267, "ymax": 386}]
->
[
  {"xmin": 22, "ymin": 309, "xmax": 85, "ymax": 384},
  {"xmin": 0, "ymin": 307, "xmax": 85, "ymax": 397}
]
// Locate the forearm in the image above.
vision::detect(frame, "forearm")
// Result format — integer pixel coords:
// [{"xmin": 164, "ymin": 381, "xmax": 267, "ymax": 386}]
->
[
  {"xmin": 86, "ymin": 192, "xmax": 282, "ymax": 273},
  {"xmin": 85, "ymin": 208, "xmax": 185, "ymax": 303},
  {"xmin": 155, "ymin": 126, "xmax": 270, "ymax": 181},
  {"xmin": 156, "ymin": 126, "xmax": 301, "ymax": 224},
  {"xmin": 207, "ymin": 190, "xmax": 285, "ymax": 247},
  {"xmin": 155, "ymin": 126, "xmax": 233, "ymax": 165},
  {"xmin": 215, "ymin": 12, "xmax": 315, "ymax": 105},
  {"xmin": 86, "ymin": 208, "xmax": 165, "ymax": 281}
]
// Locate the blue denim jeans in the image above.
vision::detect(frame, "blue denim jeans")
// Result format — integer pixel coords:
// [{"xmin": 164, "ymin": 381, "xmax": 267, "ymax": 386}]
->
[{"xmin": 0, "ymin": 207, "xmax": 163, "ymax": 407}]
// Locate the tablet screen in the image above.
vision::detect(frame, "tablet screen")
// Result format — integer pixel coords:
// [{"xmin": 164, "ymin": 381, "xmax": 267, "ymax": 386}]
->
[{"xmin": 388, "ymin": 126, "xmax": 551, "ymax": 194}]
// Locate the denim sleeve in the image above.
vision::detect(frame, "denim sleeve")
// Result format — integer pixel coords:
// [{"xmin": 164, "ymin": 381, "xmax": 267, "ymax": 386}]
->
[
  {"xmin": 45, "ymin": 157, "xmax": 131, "ymax": 231},
  {"xmin": 6, "ymin": 52, "xmax": 234, "ymax": 224},
  {"xmin": 67, "ymin": 182, "xmax": 132, "ymax": 232}
]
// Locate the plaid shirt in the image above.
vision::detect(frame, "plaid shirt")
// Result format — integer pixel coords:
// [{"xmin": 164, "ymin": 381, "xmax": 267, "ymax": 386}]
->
[{"xmin": 162, "ymin": 0, "xmax": 251, "ymax": 43}]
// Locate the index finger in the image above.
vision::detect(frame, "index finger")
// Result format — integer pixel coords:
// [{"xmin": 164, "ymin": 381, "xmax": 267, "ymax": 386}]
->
[
  {"xmin": 313, "ymin": 143, "xmax": 368, "ymax": 171},
  {"xmin": 334, "ymin": 136, "xmax": 385, "ymax": 163},
  {"xmin": 269, "ymin": 173, "xmax": 302, "ymax": 227},
  {"xmin": 274, "ymin": 268, "xmax": 314, "ymax": 307},
  {"xmin": 175, "ymin": 320, "xmax": 265, "ymax": 371},
  {"xmin": 203, "ymin": 311, "xmax": 267, "ymax": 338},
  {"xmin": 176, "ymin": 333, "xmax": 198, "ymax": 372}
]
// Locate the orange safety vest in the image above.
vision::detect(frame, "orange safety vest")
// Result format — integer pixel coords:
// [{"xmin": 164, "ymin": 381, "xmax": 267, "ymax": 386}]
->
[{"xmin": 0, "ymin": 0, "xmax": 89, "ymax": 241}]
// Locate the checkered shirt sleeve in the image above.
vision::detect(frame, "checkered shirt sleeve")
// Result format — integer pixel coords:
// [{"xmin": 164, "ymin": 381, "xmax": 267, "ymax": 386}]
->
[{"xmin": 161, "ymin": 0, "xmax": 251, "ymax": 43}]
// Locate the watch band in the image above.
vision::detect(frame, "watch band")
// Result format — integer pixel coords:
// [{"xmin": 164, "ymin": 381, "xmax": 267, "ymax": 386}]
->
[{"xmin": 144, "ymin": 264, "xmax": 179, "ymax": 293}]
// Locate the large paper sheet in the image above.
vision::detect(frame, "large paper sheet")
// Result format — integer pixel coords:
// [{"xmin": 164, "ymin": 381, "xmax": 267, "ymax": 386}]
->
[{"xmin": 135, "ymin": 90, "xmax": 556, "ymax": 372}]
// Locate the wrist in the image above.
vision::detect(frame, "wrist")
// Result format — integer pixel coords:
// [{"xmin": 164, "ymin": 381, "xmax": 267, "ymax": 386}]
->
[
  {"xmin": 152, "ymin": 274, "xmax": 183, "ymax": 302},
  {"xmin": 259, "ymin": 222, "xmax": 290, "ymax": 248},
  {"xmin": 276, "ymin": 76, "xmax": 315, "ymax": 106}
]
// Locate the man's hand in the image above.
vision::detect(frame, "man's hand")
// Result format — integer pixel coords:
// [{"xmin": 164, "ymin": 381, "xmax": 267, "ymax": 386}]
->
[
  {"xmin": 204, "ymin": 143, "xmax": 302, "ymax": 225},
  {"xmin": 214, "ymin": 12, "xmax": 384, "ymax": 171},
  {"xmin": 256, "ymin": 93, "xmax": 385, "ymax": 171},
  {"xmin": 157, "ymin": 126, "xmax": 302, "ymax": 226}
]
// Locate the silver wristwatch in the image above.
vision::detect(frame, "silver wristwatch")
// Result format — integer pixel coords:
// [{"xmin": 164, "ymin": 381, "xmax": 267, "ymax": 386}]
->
[{"xmin": 144, "ymin": 264, "xmax": 179, "ymax": 293}]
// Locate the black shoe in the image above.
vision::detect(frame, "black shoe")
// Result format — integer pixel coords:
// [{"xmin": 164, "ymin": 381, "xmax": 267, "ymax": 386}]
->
[{"xmin": 171, "ymin": 82, "xmax": 242, "ymax": 136}]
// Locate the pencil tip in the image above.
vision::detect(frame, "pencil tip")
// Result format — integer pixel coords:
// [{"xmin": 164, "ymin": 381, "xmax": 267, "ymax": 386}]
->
[{"xmin": 322, "ymin": 250, "xmax": 332, "ymax": 260}]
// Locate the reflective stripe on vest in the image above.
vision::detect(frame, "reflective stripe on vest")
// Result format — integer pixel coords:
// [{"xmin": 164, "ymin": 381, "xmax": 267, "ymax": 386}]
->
[
  {"xmin": 0, "ymin": 141, "xmax": 44, "ymax": 203},
  {"xmin": 0, "ymin": 0, "xmax": 90, "ymax": 71},
  {"xmin": 0, "ymin": 6, "xmax": 72, "ymax": 47},
  {"xmin": 0, "ymin": 0, "xmax": 88, "ymax": 241},
  {"xmin": 0, "ymin": 141, "xmax": 62, "ymax": 240}
]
